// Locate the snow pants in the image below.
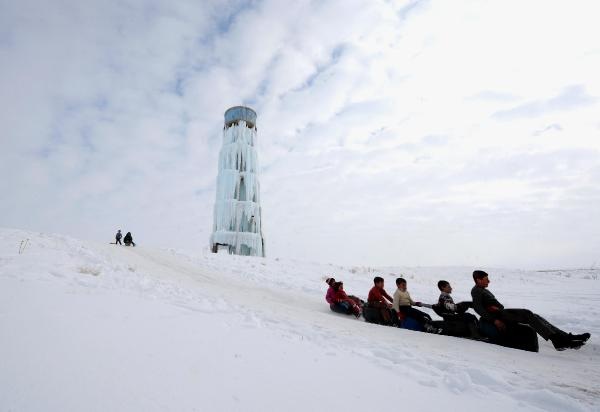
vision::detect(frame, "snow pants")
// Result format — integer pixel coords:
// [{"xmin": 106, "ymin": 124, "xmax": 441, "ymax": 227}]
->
[
  {"xmin": 330, "ymin": 301, "xmax": 353, "ymax": 315},
  {"xmin": 499, "ymin": 309, "xmax": 564, "ymax": 340}
]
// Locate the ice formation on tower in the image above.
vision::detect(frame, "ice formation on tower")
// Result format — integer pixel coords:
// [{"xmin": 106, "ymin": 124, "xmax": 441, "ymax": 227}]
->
[{"xmin": 210, "ymin": 106, "xmax": 265, "ymax": 257}]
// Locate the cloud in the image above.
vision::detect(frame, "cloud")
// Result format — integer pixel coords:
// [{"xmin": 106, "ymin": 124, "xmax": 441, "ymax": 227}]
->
[
  {"xmin": 468, "ymin": 90, "xmax": 520, "ymax": 102},
  {"xmin": 533, "ymin": 123, "xmax": 563, "ymax": 136},
  {"xmin": 493, "ymin": 85, "xmax": 597, "ymax": 120}
]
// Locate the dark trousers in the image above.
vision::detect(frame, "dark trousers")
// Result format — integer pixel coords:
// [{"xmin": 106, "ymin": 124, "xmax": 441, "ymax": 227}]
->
[
  {"xmin": 500, "ymin": 309, "xmax": 564, "ymax": 340},
  {"xmin": 444, "ymin": 312, "xmax": 478, "ymax": 324},
  {"xmin": 369, "ymin": 301, "xmax": 395, "ymax": 324},
  {"xmin": 116, "ymin": 238, "xmax": 122, "ymax": 245},
  {"xmin": 331, "ymin": 302, "xmax": 352, "ymax": 315},
  {"xmin": 399, "ymin": 306, "xmax": 431, "ymax": 325},
  {"xmin": 444, "ymin": 313, "xmax": 481, "ymax": 338}
]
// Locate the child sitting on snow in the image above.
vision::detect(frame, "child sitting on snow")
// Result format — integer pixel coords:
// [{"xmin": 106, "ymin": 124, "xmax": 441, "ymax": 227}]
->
[
  {"xmin": 393, "ymin": 277, "xmax": 441, "ymax": 334},
  {"xmin": 436, "ymin": 280, "xmax": 484, "ymax": 339},
  {"xmin": 325, "ymin": 278, "xmax": 362, "ymax": 317},
  {"xmin": 367, "ymin": 276, "xmax": 396, "ymax": 325},
  {"xmin": 332, "ymin": 282, "xmax": 361, "ymax": 317},
  {"xmin": 325, "ymin": 277, "xmax": 337, "ymax": 306}
]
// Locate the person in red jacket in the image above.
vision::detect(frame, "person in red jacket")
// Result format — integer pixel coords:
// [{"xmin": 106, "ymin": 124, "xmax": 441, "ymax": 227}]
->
[
  {"xmin": 332, "ymin": 282, "xmax": 361, "ymax": 317},
  {"xmin": 367, "ymin": 276, "xmax": 395, "ymax": 324},
  {"xmin": 325, "ymin": 277, "xmax": 337, "ymax": 306},
  {"xmin": 326, "ymin": 278, "xmax": 358, "ymax": 316}
]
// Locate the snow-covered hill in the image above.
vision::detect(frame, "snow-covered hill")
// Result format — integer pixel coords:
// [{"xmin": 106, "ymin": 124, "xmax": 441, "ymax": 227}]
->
[{"xmin": 1, "ymin": 228, "xmax": 598, "ymax": 411}]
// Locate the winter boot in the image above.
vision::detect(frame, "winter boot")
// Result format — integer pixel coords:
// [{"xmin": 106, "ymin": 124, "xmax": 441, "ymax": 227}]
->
[
  {"xmin": 551, "ymin": 333, "xmax": 585, "ymax": 351},
  {"xmin": 424, "ymin": 323, "xmax": 443, "ymax": 334},
  {"xmin": 568, "ymin": 332, "xmax": 590, "ymax": 343}
]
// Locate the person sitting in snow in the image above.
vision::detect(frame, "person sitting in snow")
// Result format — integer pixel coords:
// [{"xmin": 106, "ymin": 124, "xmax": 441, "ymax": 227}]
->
[
  {"xmin": 471, "ymin": 270, "xmax": 590, "ymax": 351},
  {"xmin": 123, "ymin": 232, "xmax": 136, "ymax": 247},
  {"xmin": 325, "ymin": 277, "xmax": 336, "ymax": 304},
  {"xmin": 435, "ymin": 280, "xmax": 484, "ymax": 340},
  {"xmin": 332, "ymin": 282, "xmax": 362, "ymax": 318},
  {"xmin": 393, "ymin": 278, "xmax": 441, "ymax": 334},
  {"xmin": 325, "ymin": 278, "xmax": 363, "ymax": 316},
  {"xmin": 115, "ymin": 230, "xmax": 122, "ymax": 245},
  {"xmin": 367, "ymin": 276, "xmax": 395, "ymax": 325}
]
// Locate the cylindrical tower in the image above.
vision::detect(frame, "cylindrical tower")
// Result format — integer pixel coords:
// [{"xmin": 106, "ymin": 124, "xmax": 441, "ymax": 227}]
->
[{"xmin": 210, "ymin": 106, "xmax": 265, "ymax": 257}]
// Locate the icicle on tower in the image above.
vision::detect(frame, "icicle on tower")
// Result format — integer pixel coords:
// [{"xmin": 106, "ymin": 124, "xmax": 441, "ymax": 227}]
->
[{"xmin": 210, "ymin": 106, "xmax": 265, "ymax": 257}]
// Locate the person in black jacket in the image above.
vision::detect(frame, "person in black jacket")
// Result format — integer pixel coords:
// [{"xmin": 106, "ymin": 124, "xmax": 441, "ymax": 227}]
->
[
  {"xmin": 115, "ymin": 230, "xmax": 122, "ymax": 245},
  {"xmin": 123, "ymin": 232, "xmax": 136, "ymax": 247},
  {"xmin": 436, "ymin": 280, "xmax": 483, "ymax": 339},
  {"xmin": 471, "ymin": 270, "xmax": 590, "ymax": 351}
]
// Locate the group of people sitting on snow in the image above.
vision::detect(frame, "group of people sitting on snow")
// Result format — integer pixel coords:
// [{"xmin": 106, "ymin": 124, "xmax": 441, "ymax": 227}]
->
[
  {"xmin": 114, "ymin": 229, "xmax": 136, "ymax": 246},
  {"xmin": 325, "ymin": 270, "xmax": 590, "ymax": 352}
]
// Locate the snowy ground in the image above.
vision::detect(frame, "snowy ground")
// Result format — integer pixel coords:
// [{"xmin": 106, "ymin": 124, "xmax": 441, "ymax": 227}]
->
[{"xmin": 1, "ymin": 228, "xmax": 599, "ymax": 411}]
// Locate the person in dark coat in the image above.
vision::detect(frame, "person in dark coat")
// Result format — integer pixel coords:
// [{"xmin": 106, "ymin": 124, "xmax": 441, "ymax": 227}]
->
[
  {"xmin": 123, "ymin": 232, "xmax": 135, "ymax": 247},
  {"xmin": 471, "ymin": 270, "xmax": 590, "ymax": 350},
  {"xmin": 115, "ymin": 230, "xmax": 122, "ymax": 245}
]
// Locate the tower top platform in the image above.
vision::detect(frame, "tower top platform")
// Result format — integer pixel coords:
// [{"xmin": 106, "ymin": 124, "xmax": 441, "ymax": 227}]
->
[{"xmin": 224, "ymin": 106, "xmax": 257, "ymax": 128}]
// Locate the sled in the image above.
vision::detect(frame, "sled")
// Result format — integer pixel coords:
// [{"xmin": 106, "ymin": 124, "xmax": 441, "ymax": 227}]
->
[
  {"xmin": 364, "ymin": 305, "xmax": 538, "ymax": 351},
  {"xmin": 479, "ymin": 320, "xmax": 539, "ymax": 352},
  {"xmin": 399, "ymin": 317, "xmax": 423, "ymax": 331},
  {"xmin": 362, "ymin": 306, "xmax": 395, "ymax": 326},
  {"xmin": 330, "ymin": 304, "xmax": 354, "ymax": 316},
  {"xmin": 431, "ymin": 305, "xmax": 472, "ymax": 337}
]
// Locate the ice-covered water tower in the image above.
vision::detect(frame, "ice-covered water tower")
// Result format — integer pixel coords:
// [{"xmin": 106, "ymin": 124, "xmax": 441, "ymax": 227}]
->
[{"xmin": 210, "ymin": 106, "xmax": 265, "ymax": 257}]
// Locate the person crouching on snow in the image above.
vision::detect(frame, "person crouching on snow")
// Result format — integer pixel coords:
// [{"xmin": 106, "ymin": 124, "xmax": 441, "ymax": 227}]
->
[{"xmin": 123, "ymin": 231, "xmax": 136, "ymax": 247}]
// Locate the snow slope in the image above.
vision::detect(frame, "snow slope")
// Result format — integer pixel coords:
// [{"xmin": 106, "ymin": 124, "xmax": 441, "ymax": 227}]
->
[{"xmin": 1, "ymin": 228, "xmax": 598, "ymax": 411}]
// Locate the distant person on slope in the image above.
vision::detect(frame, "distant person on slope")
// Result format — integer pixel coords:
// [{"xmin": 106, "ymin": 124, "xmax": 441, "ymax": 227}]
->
[
  {"xmin": 393, "ymin": 278, "xmax": 441, "ymax": 333},
  {"xmin": 115, "ymin": 230, "xmax": 122, "ymax": 245},
  {"xmin": 367, "ymin": 276, "xmax": 395, "ymax": 325},
  {"xmin": 471, "ymin": 270, "xmax": 590, "ymax": 351},
  {"xmin": 123, "ymin": 232, "xmax": 136, "ymax": 247}
]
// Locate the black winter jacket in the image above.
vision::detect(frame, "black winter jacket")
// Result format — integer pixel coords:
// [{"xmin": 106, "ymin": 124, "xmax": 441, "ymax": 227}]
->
[{"xmin": 471, "ymin": 286, "xmax": 504, "ymax": 322}]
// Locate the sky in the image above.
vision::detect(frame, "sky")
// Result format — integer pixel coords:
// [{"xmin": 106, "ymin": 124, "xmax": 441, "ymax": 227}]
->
[{"xmin": 1, "ymin": 0, "xmax": 599, "ymax": 269}]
